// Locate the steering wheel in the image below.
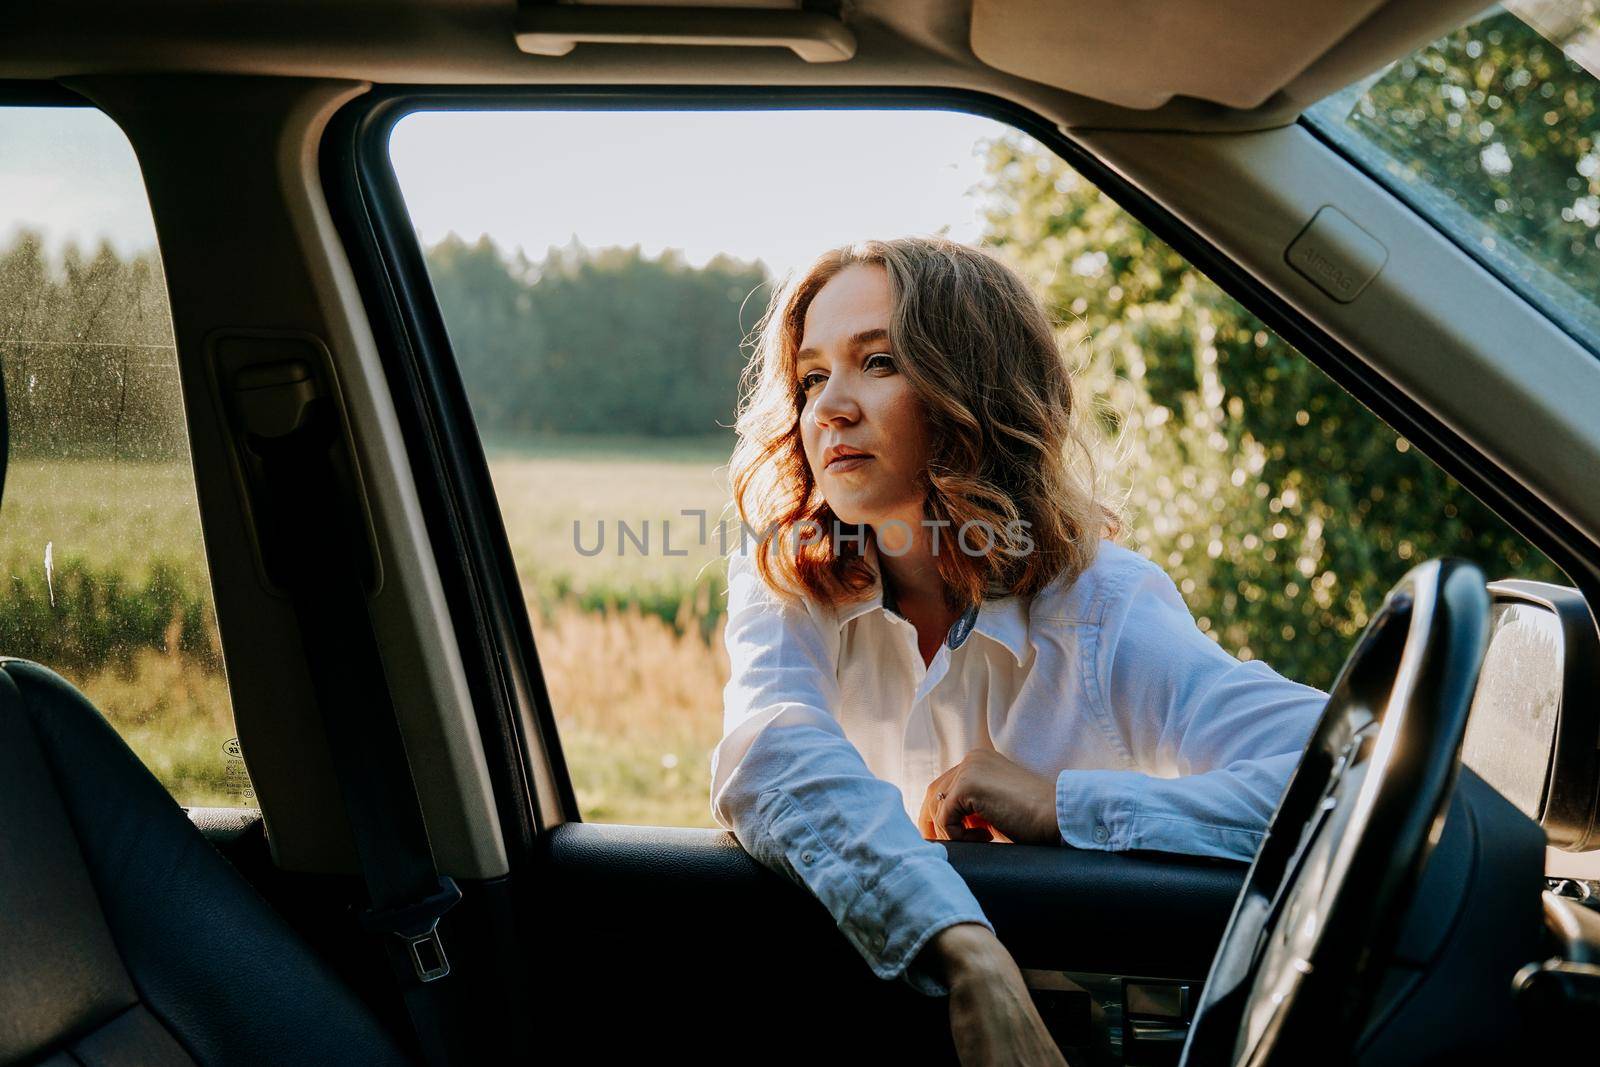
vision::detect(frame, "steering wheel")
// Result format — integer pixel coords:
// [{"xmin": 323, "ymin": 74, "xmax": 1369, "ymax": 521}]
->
[{"xmin": 1179, "ymin": 559, "xmax": 1491, "ymax": 1066}]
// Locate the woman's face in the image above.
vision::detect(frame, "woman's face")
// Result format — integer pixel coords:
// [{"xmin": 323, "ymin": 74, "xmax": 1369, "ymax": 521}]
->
[{"xmin": 796, "ymin": 263, "xmax": 931, "ymax": 531}]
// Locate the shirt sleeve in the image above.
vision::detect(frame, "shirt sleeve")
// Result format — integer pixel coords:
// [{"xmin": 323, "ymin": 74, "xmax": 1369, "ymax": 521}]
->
[
  {"xmin": 710, "ymin": 547, "xmax": 993, "ymax": 996},
  {"xmin": 1055, "ymin": 557, "xmax": 1326, "ymax": 862}
]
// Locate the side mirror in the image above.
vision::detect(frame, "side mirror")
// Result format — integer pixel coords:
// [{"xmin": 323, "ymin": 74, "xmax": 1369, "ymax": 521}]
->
[{"xmin": 1461, "ymin": 580, "xmax": 1600, "ymax": 853}]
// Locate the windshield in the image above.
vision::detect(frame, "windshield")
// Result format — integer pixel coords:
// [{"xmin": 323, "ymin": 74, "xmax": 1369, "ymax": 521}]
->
[{"xmin": 1306, "ymin": 1, "xmax": 1600, "ymax": 356}]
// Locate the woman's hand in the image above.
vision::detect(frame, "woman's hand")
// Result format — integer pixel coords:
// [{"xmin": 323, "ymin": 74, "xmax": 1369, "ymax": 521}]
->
[
  {"xmin": 918, "ymin": 749, "xmax": 1060, "ymax": 845},
  {"xmin": 923, "ymin": 923, "xmax": 1070, "ymax": 1066}
]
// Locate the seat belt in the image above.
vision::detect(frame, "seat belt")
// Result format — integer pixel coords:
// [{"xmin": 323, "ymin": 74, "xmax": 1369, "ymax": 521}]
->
[{"xmin": 226, "ymin": 356, "xmax": 462, "ymax": 1066}]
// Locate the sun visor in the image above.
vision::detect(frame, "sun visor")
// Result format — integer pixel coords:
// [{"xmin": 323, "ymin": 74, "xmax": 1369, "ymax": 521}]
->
[{"xmin": 970, "ymin": 0, "xmax": 1492, "ymax": 118}]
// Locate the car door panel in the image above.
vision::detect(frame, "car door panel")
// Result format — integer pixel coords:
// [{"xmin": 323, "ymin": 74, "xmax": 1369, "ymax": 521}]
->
[{"xmin": 536, "ymin": 823, "xmax": 1242, "ymax": 1058}]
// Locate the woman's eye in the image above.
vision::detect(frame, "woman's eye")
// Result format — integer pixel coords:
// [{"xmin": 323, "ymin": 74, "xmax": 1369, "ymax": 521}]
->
[{"xmin": 798, "ymin": 355, "xmax": 891, "ymax": 394}]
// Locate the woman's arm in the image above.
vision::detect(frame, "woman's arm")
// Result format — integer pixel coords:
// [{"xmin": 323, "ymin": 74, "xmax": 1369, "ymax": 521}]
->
[
  {"xmin": 710, "ymin": 548, "xmax": 993, "ymax": 995},
  {"xmin": 1055, "ymin": 559, "xmax": 1327, "ymax": 861}
]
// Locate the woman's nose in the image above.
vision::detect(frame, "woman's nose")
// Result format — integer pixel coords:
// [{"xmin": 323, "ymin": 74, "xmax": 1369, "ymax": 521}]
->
[{"xmin": 812, "ymin": 372, "xmax": 859, "ymax": 425}]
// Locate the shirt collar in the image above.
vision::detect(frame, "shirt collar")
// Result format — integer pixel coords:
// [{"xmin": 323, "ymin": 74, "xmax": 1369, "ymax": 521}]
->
[{"xmin": 833, "ymin": 537, "xmax": 1031, "ymax": 666}]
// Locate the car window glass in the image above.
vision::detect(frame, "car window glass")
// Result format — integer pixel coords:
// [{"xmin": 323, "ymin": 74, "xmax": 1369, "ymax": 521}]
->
[
  {"xmin": 0, "ymin": 105, "xmax": 248, "ymax": 808},
  {"xmin": 388, "ymin": 107, "xmax": 1564, "ymax": 828},
  {"xmin": 1306, "ymin": 0, "xmax": 1600, "ymax": 355}
]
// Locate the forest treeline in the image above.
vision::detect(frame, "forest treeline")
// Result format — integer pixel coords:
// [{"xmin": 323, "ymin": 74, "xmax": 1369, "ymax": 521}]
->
[
  {"xmin": 0, "ymin": 233, "xmax": 183, "ymax": 459},
  {"xmin": 0, "ymin": 229, "xmax": 765, "ymax": 456},
  {"xmin": 426, "ymin": 236, "xmax": 766, "ymax": 439}
]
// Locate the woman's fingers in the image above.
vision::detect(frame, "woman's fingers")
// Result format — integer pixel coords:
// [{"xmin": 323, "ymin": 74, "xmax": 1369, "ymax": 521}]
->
[
  {"xmin": 920, "ymin": 767, "xmax": 959, "ymax": 838},
  {"xmin": 922, "ymin": 752, "xmax": 1046, "ymax": 846},
  {"xmin": 923, "ymin": 756, "xmax": 1015, "ymax": 844},
  {"xmin": 923, "ymin": 761, "xmax": 1002, "ymax": 843},
  {"xmin": 935, "ymin": 785, "xmax": 981, "ymax": 842},
  {"xmin": 917, "ymin": 785, "xmax": 937, "ymax": 837}
]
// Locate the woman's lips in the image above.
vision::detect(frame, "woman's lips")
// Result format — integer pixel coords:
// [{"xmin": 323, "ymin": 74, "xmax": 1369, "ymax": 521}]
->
[{"xmin": 827, "ymin": 454, "xmax": 873, "ymax": 472}]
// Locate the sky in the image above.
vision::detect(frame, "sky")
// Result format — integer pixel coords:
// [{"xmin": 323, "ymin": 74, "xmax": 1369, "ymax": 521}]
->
[
  {"xmin": 389, "ymin": 108, "xmax": 1016, "ymax": 278},
  {"xmin": 0, "ymin": 107, "xmax": 159, "ymax": 258},
  {"xmin": 0, "ymin": 105, "xmax": 1023, "ymax": 279}
]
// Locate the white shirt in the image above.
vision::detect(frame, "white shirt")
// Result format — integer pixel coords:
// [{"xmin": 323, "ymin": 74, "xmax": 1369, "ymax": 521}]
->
[{"xmin": 709, "ymin": 535, "xmax": 1324, "ymax": 995}]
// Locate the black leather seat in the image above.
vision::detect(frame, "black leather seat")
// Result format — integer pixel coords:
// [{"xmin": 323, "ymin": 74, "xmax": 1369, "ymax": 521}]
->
[{"xmin": 0, "ymin": 657, "xmax": 414, "ymax": 1066}]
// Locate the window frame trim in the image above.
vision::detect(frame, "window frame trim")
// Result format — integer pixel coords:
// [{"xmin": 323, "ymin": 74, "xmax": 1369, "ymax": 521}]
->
[{"xmin": 1302, "ymin": 98, "xmax": 1600, "ymax": 362}]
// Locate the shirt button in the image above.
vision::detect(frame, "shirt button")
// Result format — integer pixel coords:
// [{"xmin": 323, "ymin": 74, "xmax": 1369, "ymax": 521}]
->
[
  {"xmin": 800, "ymin": 851, "xmax": 814, "ymax": 865},
  {"xmin": 1093, "ymin": 825, "xmax": 1110, "ymax": 844},
  {"xmin": 870, "ymin": 933, "xmax": 885, "ymax": 952}
]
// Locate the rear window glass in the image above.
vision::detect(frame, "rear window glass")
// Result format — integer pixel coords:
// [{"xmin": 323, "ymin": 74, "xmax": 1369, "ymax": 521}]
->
[{"xmin": 0, "ymin": 106, "xmax": 246, "ymax": 808}]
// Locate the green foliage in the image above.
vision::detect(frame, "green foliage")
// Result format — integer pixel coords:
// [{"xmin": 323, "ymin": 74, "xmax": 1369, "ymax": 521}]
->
[
  {"xmin": 977, "ymin": 138, "xmax": 1564, "ymax": 689},
  {"xmin": 425, "ymin": 235, "xmax": 767, "ymax": 438},
  {"xmin": 526, "ymin": 567, "xmax": 730, "ymax": 645},
  {"xmin": 0, "ymin": 551, "xmax": 219, "ymax": 675}
]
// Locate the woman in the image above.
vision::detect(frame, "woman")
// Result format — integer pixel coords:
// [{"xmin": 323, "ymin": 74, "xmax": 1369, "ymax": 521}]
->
[{"xmin": 709, "ymin": 236, "xmax": 1324, "ymax": 1063}]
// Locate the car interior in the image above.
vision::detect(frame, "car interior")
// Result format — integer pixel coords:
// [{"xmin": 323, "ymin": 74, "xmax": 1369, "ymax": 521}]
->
[{"xmin": 4, "ymin": 1, "xmax": 1600, "ymax": 1064}]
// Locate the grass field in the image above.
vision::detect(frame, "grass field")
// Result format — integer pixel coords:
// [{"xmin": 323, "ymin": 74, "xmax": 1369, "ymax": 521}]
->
[
  {"xmin": 3, "ymin": 458, "xmax": 213, "ymax": 586},
  {"xmin": 1, "ymin": 441, "xmax": 738, "ymax": 826},
  {"xmin": 486, "ymin": 432, "xmax": 737, "ymax": 624},
  {"xmin": 490, "ymin": 433, "xmax": 736, "ymax": 825}
]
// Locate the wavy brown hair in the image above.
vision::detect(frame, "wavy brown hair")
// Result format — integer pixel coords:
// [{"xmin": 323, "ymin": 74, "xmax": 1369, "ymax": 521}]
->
[{"xmin": 727, "ymin": 235, "xmax": 1118, "ymax": 612}]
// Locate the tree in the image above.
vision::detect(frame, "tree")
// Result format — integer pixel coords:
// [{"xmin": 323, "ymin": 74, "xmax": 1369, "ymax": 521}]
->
[{"xmin": 977, "ymin": 135, "xmax": 1564, "ymax": 689}]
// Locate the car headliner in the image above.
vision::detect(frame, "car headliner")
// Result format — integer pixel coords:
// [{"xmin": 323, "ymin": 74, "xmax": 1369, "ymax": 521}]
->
[{"xmin": 2, "ymin": 0, "xmax": 1497, "ymax": 132}]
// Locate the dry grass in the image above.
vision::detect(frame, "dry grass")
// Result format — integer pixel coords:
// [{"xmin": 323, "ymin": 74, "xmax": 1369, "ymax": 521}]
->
[
  {"xmin": 488, "ymin": 436, "xmax": 741, "ymax": 827},
  {"xmin": 29, "ymin": 593, "xmax": 731, "ymax": 824},
  {"xmin": 532, "ymin": 588, "xmax": 729, "ymax": 828},
  {"xmin": 75, "ymin": 649, "xmax": 245, "ymax": 807},
  {"xmin": 4, "ymin": 443, "xmax": 740, "ymax": 825},
  {"xmin": 1, "ymin": 458, "xmax": 240, "ymax": 809}
]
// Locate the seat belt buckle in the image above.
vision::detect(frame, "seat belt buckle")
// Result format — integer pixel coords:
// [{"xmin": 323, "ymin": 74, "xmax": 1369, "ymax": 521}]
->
[
  {"xmin": 400, "ymin": 922, "xmax": 452, "ymax": 983},
  {"xmin": 357, "ymin": 876, "xmax": 463, "ymax": 984}
]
